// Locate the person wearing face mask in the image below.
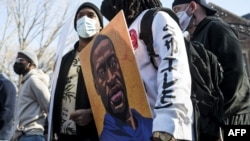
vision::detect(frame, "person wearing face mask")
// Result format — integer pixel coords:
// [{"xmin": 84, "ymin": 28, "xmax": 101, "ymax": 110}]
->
[
  {"xmin": 175, "ymin": 4, "xmax": 192, "ymax": 32},
  {"xmin": 172, "ymin": 0, "xmax": 250, "ymax": 141},
  {"xmin": 46, "ymin": 2, "xmax": 103, "ymax": 141},
  {"xmin": 101, "ymin": 0, "xmax": 194, "ymax": 141},
  {"xmin": 11, "ymin": 50, "xmax": 50, "ymax": 141}
]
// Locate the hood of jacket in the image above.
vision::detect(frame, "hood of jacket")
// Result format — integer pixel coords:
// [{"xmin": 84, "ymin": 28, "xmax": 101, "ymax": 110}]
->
[
  {"xmin": 22, "ymin": 69, "xmax": 49, "ymax": 86},
  {"xmin": 194, "ymin": 16, "xmax": 239, "ymax": 38}
]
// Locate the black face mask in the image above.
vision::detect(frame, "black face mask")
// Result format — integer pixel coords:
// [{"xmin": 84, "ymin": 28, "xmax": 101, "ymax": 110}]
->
[{"xmin": 13, "ymin": 62, "xmax": 27, "ymax": 75}]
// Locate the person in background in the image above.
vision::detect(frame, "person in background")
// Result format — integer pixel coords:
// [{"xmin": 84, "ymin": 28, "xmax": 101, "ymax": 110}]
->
[
  {"xmin": 47, "ymin": 2, "xmax": 103, "ymax": 141},
  {"xmin": 101, "ymin": 0, "xmax": 194, "ymax": 141},
  {"xmin": 11, "ymin": 50, "xmax": 50, "ymax": 141},
  {"xmin": 172, "ymin": 0, "xmax": 250, "ymax": 140},
  {"xmin": 90, "ymin": 34, "xmax": 153, "ymax": 141},
  {"xmin": 0, "ymin": 73, "xmax": 16, "ymax": 141}
]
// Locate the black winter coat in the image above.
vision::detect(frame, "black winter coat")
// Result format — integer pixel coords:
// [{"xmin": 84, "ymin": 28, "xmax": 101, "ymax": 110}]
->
[
  {"xmin": 0, "ymin": 74, "xmax": 16, "ymax": 140},
  {"xmin": 51, "ymin": 41, "xmax": 98, "ymax": 140},
  {"xmin": 191, "ymin": 16, "xmax": 250, "ymax": 119}
]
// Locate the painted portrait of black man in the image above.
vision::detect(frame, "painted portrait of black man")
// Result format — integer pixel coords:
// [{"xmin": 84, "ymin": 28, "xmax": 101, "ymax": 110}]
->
[{"xmin": 79, "ymin": 11, "xmax": 152, "ymax": 141}]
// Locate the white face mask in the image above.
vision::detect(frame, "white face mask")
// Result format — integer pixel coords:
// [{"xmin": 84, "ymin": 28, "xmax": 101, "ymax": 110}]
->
[
  {"xmin": 176, "ymin": 5, "xmax": 192, "ymax": 31},
  {"xmin": 76, "ymin": 16, "xmax": 99, "ymax": 38}
]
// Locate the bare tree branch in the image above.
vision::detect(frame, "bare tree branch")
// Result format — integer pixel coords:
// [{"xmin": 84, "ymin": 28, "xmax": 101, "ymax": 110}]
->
[{"xmin": 0, "ymin": 0, "xmax": 75, "ymax": 86}]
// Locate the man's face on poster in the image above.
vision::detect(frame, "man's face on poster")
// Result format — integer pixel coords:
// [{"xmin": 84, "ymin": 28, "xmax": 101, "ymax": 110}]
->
[{"xmin": 92, "ymin": 38, "xmax": 129, "ymax": 116}]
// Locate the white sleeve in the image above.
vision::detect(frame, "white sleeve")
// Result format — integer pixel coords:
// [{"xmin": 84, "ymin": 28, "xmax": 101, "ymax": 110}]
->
[{"xmin": 151, "ymin": 11, "xmax": 194, "ymax": 140}]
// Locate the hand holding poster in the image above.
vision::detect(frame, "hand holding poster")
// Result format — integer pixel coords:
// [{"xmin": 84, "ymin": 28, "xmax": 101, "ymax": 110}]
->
[{"xmin": 79, "ymin": 11, "xmax": 153, "ymax": 141}]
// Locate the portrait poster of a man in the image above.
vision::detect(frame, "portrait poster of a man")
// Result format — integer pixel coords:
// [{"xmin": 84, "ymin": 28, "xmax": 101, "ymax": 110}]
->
[{"xmin": 79, "ymin": 11, "xmax": 153, "ymax": 141}]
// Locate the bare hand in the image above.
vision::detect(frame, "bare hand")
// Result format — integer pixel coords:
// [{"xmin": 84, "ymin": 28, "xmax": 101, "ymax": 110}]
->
[{"xmin": 70, "ymin": 109, "xmax": 93, "ymax": 126}]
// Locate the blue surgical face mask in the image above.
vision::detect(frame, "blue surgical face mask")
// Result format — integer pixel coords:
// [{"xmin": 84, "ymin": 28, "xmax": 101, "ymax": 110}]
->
[
  {"xmin": 176, "ymin": 4, "xmax": 192, "ymax": 31},
  {"xmin": 76, "ymin": 16, "xmax": 98, "ymax": 38}
]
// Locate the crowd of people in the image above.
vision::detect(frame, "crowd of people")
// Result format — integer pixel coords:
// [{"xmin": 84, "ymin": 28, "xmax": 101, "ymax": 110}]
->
[{"xmin": 0, "ymin": 0, "xmax": 249, "ymax": 141}]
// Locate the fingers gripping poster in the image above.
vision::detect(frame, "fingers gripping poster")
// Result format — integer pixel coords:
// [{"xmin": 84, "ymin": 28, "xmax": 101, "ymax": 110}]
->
[{"xmin": 79, "ymin": 11, "xmax": 153, "ymax": 140}]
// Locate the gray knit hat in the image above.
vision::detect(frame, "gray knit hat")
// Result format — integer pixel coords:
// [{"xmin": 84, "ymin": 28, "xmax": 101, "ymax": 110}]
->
[{"xmin": 18, "ymin": 50, "xmax": 38, "ymax": 67}]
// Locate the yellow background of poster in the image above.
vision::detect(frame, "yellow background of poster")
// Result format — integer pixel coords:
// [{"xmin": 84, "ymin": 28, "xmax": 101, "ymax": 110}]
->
[{"xmin": 79, "ymin": 11, "xmax": 152, "ymax": 135}]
